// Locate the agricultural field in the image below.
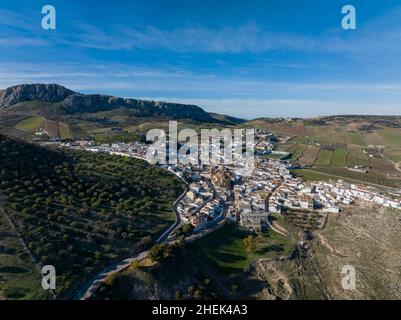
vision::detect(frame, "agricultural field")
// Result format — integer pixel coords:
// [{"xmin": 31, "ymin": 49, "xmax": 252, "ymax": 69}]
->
[
  {"xmin": 384, "ymin": 147, "xmax": 401, "ymax": 163},
  {"xmin": 255, "ymin": 117, "xmax": 401, "ymax": 187},
  {"xmin": 15, "ymin": 116, "xmax": 44, "ymax": 131},
  {"xmin": 378, "ymin": 127, "xmax": 401, "ymax": 146},
  {"xmin": 314, "ymin": 150, "xmax": 332, "ymax": 167},
  {"xmin": 330, "ymin": 149, "xmax": 347, "ymax": 167},
  {"xmin": 13, "ymin": 116, "xmax": 72, "ymax": 141},
  {"xmin": 44, "ymin": 120, "xmax": 59, "ymax": 138},
  {"xmin": 58, "ymin": 123, "xmax": 72, "ymax": 140},
  {"xmin": 291, "ymin": 169, "xmax": 334, "ymax": 183},
  {"xmin": 347, "ymin": 132, "xmax": 366, "ymax": 145},
  {"xmin": 290, "ymin": 144, "xmax": 307, "ymax": 161},
  {"xmin": 346, "ymin": 145, "xmax": 369, "ymax": 167},
  {"xmin": 248, "ymin": 119, "xmax": 305, "ymax": 136},
  {"xmin": 298, "ymin": 145, "xmax": 320, "ymax": 166}
]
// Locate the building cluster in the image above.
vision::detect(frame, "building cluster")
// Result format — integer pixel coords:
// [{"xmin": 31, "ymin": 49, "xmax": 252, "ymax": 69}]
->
[
  {"xmin": 254, "ymin": 131, "xmax": 277, "ymax": 155},
  {"xmin": 313, "ymin": 181, "xmax": 401, "ymax": 210},
  {"xmin": 58, "ymin": 136, "xmax": 401, "ymax": 236},
  {"xmin": 177, "ymin": 176, "xmax": 215, "ymax": 231},
  {"xmin": 233, "ymin": 160, "xmax": 284, "ymax": 232}
]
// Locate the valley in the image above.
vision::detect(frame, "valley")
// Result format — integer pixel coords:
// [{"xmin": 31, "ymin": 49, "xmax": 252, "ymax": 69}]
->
[{"xmin": 1, "ymin": 84, "xmax": 401, "ymax": 300}]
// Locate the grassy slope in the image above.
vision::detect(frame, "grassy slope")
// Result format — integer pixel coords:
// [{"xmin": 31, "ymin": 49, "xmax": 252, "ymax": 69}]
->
[
  {"xmin": 0, "ymin": 210, "xmax": 50, "ymax": 299},
  {"xmin": 188, "ymin": 225, "xmax": 291, "ymax": 275},
  {"xmin": 92, "ymin": 225, "xmax": 294, "ymax": 300},
  {"xmin": 15, "ymin": 116, "xmax": 44, "ymax": 131}
]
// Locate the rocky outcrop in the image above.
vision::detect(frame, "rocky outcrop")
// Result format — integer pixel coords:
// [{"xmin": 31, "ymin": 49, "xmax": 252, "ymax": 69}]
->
[
  {"xmin": 0, "ymin": 84, "xmax": 75, "ymax": 107},
  {"xmin": 0, "ymin": 84, "xmax": 215, "ymax": 122},
  {"xmin": 61, "ymin": 93, "xmax": 214, "ymax": 121}
]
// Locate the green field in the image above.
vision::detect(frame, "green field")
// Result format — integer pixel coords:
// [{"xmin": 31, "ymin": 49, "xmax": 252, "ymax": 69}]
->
[
  {"xmin": 347, "ymin": 132, "xmax": 366, "ymax": 145},
  {"xmin": 330, "ymin": 149, "xmax": 348, "ymax": 167},
  {"xmin": 346, "ymin": 149, "xmax": 369, "ymax": 167},
  {"xmin": 262, "ymin": 153, "xmax": 288, "ymax": 160},
  {"xmin": 189, "ymin": 225, "xmax": 291, "ymax": 276},
  {"xmin": 314, "ymin": 150, "xmax": 332, "ymax": 166},
  {"xmin": 15, "ymin": 116, "xmax": 44, "ymax": 131},
  {"xmin": 291, "ymin": 144, "xmax": 307, "ymax": 161},
  {"xmin": 292, "ymin": 168, "xmax": 373, "ymax": 185},
  {"xmin": 378, "ymin": 128, "xmax": 401, "ymax": 146},
  {"xmin": 291, "ymin": 169, "xmax": 334, "ymax": 182},
  {"xmin": 385, "ymin": 149, "xmax": 401, "ymax": 163},
  {"xmin": 290, "ymin": 136, "xmax": 308, "ymax": 144}
]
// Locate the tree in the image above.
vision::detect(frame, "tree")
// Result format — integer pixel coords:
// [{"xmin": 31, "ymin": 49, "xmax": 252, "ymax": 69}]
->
[
  {"xmin": 182, "ymin": 223, "xmax": 192, "ymax": 235},
  {"xmin": 243, "ymin": 235, "xmax": 257, "ymax": 252},
  {"xmin": 175, "ymin": 291, "xmax": 183, "ymax": 300},
  {"xmin": 149, "ymin": 244, "xmax": 168, "ymax": 262}
]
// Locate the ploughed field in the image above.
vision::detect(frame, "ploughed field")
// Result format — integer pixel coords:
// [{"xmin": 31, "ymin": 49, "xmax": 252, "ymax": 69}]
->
[{"xmin": 249, "ymin": 117, "xmax": 401, "ymax": 187}]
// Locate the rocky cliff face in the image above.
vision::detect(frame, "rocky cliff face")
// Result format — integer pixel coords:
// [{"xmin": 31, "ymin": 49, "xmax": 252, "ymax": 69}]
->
[
  {"xmin": 0, "ymin": 84, "xmax": 215, "ymax": 122},
  {"xmin": 0, "ymin": 84, "xmax": 75, "ymax": 107}
]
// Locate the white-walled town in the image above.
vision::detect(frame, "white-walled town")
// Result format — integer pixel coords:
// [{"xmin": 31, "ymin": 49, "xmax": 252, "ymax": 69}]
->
[{"xmin": 56, "ymin": 130, "xmax": 401, "ymax": 236}]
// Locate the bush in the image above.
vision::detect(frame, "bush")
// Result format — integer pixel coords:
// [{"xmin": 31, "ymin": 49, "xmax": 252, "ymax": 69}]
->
[{"xmin": 150, "ymin": 244, "xmax": 168, "ymax": 262}]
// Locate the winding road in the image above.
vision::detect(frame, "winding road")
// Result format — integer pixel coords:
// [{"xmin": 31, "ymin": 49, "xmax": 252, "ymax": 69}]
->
[{"xmin": 73, "ymin": 158, "xmax": 189, "ymax": 300}]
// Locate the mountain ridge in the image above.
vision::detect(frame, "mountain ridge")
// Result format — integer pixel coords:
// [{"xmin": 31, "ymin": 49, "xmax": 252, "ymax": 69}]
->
[{"xmin": 0, "ymin": 83, "xmax": 217, "ymax": 123}]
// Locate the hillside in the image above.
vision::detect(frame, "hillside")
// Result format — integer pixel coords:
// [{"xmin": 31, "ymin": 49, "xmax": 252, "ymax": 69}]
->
[
  {"xmin": 91, "ymin": 225, "xmax": 295, "ymax": 300},
  {"xmin": 0, "ymin": 84, "xmax": 216, "ymax": 123},
  {"xmin": 0, "ymin": 135, "xmax": 184, "ymax": 298},
  {"xmin": 312, "ymin": 201, "xmax": 401, "ymax": 299},
  {"xmin": 248, "ymin": 117, "xmax": 401, "ymax": 188}
]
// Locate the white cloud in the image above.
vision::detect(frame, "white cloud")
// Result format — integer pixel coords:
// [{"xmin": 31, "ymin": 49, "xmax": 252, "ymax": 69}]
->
[{"xmin": 68, "ymin": 22, "xmax": 316, "ymax": 53}]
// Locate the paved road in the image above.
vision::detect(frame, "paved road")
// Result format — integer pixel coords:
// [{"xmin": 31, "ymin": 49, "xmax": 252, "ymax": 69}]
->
[
  {"xmin": 74, "ymin": 160, "xmax": 188, "ymax": 300},
  {"xmin": 74, "ymin": 251, "xmax": 148, "ymax": 300},
  {"xmin": 157, "ymin": 172, "xmax": 189, "ymax": 243}
]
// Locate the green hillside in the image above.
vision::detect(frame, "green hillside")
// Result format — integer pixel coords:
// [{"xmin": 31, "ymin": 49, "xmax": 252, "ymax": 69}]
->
[{"xmin": 0, "ymin": 135, "xmax": 184, "ymax": 298}]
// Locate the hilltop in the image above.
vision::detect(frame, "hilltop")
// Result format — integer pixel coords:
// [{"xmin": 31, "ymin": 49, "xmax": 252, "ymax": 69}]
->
[
  {"xmin": 0, "ymin": 84, "xmax": 216, "ymax": 123},
  {"xmin": 0, "ymin": 83, "xmax": 244, "ymax": 142},
  {"xmin": 0, "ymin": 134, "xmax": 184, "ymax": 298}
]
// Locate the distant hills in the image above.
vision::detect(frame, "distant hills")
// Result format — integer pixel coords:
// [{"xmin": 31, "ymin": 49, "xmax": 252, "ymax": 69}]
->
[{"xmin": 0, "ymin": 83, "xmax": 222, "ymax": 123}]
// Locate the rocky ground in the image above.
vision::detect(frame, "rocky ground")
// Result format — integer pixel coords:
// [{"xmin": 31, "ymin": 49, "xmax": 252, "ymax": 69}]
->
[
  {"xmin": 311, "ymin": 201, "xmax": 401, "ymax": 299},
  {"xmin": 262, "ymin": 201, "xmax": 401, "ymax": 300}
]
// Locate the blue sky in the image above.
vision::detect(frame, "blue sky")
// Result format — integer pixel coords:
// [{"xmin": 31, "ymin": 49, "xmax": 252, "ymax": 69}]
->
[{"xmin": 1, "ymin": 0, "xmax": 401, "ymax": 118}]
